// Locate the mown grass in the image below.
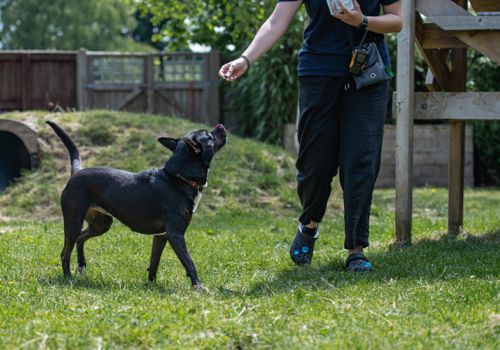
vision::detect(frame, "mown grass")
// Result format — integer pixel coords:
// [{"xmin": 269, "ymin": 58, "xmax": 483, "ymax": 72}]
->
[{"xmin": 0, "ymin": 111, "xmax": 499, "ymax": 349}]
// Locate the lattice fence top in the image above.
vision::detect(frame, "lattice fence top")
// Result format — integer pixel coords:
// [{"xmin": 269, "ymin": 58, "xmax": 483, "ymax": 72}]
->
[
  {"xmin": 89, "ymin": 53, "xmax": 206, "ymax": 84},
  {"xmin": 160, "ymin": 54, "xmax": 204, "ymax": 82},
  {"xmin": 91, "ymin": 57, "xmax": 143, "ymax": 84}
]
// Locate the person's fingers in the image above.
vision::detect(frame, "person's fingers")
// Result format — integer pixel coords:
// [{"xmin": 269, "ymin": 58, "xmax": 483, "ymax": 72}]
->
[
  {"xmin": 338, "ymin": 0, "xmax": 347, "ymax": 14},
  {"xmin": 225, "ymin": 64, "xmax": 235, "ymax": 78},
  {"xmin": 219, "ymin": 58, "xmax": 250, "ymax": 81},
  {"xmin": 353, "ymin": 0, "xmax": 361, "ymax": 11},
  {"xmin": 218, "ymin": 64, "xmax": 229, "ymax": 79},
  {"xmin": 332, "ymin": 0, "xmax": 340, "ymax": 17}
]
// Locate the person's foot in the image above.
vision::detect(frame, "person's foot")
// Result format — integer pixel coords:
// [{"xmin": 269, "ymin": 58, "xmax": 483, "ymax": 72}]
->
[
  {"xmin": 345, "ymin": 252, "xmax": 373, "ymax": 272},
  {"xmin": 290, "ymin": 224, "xmax": 319, "ymax": 266}
]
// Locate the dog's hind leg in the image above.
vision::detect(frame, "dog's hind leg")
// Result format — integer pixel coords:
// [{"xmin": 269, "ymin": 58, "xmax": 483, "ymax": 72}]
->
[
  {"xmin": 61, "ymin": 213, "xmax": 86, "ymax": 278},
  {"xmin": 76, "ymin": 211, "xmax": 113, "ymax": 275},
  {"xmin": 147, "ymin": 234, "xmax": 168, "ymax": 282}
]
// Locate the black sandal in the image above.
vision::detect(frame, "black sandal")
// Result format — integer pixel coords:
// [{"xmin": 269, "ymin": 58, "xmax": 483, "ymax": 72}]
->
[
  {"xmin": 345, "ymin": 253, "xmax": 374, "ymax": 272},
  {"xmin": 290, "ymin": 224, "xmax": 318, "ymax": 266}
]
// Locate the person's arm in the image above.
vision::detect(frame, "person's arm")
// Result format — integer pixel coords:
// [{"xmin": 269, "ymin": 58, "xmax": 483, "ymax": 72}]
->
[
  {"xmin": 218, "ymin": 1, "xmax": 302, "ymax": 82},
  {"xmin": 333, "ymin": 0, "xmax": 403, "ymax": 34}
]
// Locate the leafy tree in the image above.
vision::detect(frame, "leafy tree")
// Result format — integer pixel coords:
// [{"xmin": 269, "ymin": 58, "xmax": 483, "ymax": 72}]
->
[
  {"xmin": 0, "ymin": 0, "xmax": 144, "ymax": 51},
  {"xmin": 129, "ymin": 0, "xmax": 304, "ymax": 143},
  {"xmin": 468, "ymin": 52, "xmax": 500, "ymax": 186}
]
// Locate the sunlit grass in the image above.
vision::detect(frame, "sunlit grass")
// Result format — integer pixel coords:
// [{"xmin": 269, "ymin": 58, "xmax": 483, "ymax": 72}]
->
[{"xmin": 0, "ymin": 112, "xmax": 498, "ymax": 349}]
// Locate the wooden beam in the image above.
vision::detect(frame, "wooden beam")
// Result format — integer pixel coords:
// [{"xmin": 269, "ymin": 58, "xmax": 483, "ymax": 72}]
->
[
  {"xmin": 416, "ymin": 14, "xmax": 452, "ymax": 90},
  {"xmin": 420, "ymin": 24, "xmax": 468, "ymax": 49},
  {"xmin": 470, "ymin": 0, "xmax": 500, "ymax": 12},
  {"xmin": 144, "ymin": 54, "xmax": 155, "ymax": 114},
  {"xmin": 76, "ymin": 49, "xmax": 88, "ymax": 110},
  {"xmin": 395, "ymin": 0, "xmax": 415, "ymax": 246},
  {"xmin": 417, "ymin": 0, "xmax": 500, "ymax": 63},
  {"xmin": 417, "ymin": 0, "xmax": 469, "ymax": 16},
  {"xmin": 21, "ymin": 54, "xmax": 30, "ymax": 110},
  {"xmin": 413, "ymin": 92, "xmax": 500, "ymax": 120},
  {"xmin": 421, "ymin": 49, "xmax": 451, "ymax": 90},
  {"xmin": 447, "ymin": 0, "xmax": 467, "ymax": 236},
  {"xmin": 424, "ymin": 70, "xmax": 440, "ymax": 91},
  {"xmin": 115, "ymin": 87, "xmax": 143, "ymax": 111},
  {"xmin": 427, "ymin": 15, "xmax": 500, "ymax": 31}
]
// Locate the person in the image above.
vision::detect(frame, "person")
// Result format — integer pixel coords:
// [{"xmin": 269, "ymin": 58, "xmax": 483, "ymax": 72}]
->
[{"xmin": 219, "ymin": 0, "xmax": 402, "ymax": 271}]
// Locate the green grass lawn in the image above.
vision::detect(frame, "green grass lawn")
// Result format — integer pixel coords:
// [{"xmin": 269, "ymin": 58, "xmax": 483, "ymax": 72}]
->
[{"xmin": 0, "ymin": 112, "xmax": 499, "ymax": 349}]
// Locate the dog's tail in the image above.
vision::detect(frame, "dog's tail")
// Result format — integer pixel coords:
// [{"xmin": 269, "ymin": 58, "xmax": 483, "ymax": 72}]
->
[{"xmin": 46, "ymin": 121, "xmax": 82, "ymax": 175}]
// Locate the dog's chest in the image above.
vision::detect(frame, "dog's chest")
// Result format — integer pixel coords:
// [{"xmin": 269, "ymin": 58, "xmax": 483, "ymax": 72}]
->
[{"xmin": 192, "ymin": 181, "xmax": 207, "ymax": 212}]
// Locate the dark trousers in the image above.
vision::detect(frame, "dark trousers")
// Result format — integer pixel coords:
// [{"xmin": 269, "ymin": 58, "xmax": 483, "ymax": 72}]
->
[{"xmin": 296, "ymin": 76, "xmax": 390, "ymax": 250}]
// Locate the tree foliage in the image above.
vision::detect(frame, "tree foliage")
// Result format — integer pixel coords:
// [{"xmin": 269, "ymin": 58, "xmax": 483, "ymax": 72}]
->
[
  {"xmin": 0, "ymin": 0, "xmax": 142, "ymax": 51},
  {"xmin": 130, "ymin": 0, "xmax": 304, "ymax": 144}
]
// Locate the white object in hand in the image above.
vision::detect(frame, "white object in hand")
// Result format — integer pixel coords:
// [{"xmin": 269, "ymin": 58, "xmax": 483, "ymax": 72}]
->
[{"xmin": 326, "ymin": 0, "xmax": 355, "ymax": 15}]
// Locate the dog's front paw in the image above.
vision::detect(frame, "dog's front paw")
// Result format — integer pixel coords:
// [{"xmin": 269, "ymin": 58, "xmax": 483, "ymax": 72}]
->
[
  {"xmin": 78, "ymin": 265, "xmax": 86, "ymax": 275},
  {"xmin": 192, "ymin": 283, "xmax": 209, "ymax": 293}
]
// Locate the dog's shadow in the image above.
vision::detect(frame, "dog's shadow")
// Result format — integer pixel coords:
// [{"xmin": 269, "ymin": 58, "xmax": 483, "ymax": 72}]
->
[
  {"xmin": 37, "ymin": 274, "xmax": 181, "ymax": 295},
  {"xmin": 245, "ymin": 229, "xmax": 500, "ymax": 296},
  {"xmin": 38, "ymin": 230, "xmax": 499, "ymax": 297}
]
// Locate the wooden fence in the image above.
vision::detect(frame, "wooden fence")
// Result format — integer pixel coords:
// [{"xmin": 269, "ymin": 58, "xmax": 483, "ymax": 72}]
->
[
  {"xmin": 0, "ymin": 51, "xmax": 76, "ymax": 110},
  {"xmin": 0, "ymin": 50, "xmax": 221, "ymax": 125}
]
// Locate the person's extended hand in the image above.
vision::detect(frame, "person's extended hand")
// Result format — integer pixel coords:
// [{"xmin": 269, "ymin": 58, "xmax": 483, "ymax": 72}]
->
[
  {"xmin": 218, "ymin": 57, "xmax": 249, "ymax": 82},
  {"xmin": 332, "ymin": 0, "xmax": 364, "ymax": 27}
]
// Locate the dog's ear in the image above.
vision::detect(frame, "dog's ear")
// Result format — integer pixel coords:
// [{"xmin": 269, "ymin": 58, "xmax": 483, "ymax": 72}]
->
[
  {"xmin": 158, "ymin": 137, "xmax": 179, "ymax": 152},
  {"xmin": 182, "ymin": 135, "xmax": 202, "ymax": 154}
]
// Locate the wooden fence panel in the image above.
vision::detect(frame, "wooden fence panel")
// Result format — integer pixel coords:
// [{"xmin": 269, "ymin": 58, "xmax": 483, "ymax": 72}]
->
[
  {"xmin": 83, "ymin": 51, "xmax": 220, "ymax": 125},
  {"xmin": 0, "ymin": 52, "xmax": 76, "ymax": 111},
  {"xmin": 376, "ymin": 124, "xmax": 474, "ymax": 187}
]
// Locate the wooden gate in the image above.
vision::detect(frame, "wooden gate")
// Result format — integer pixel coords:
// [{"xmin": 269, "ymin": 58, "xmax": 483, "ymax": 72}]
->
[
  {"xmin": 78, "ymin": 50, "xmax": 221, "ymax": 126},
  {"xmin": 0, "ymin": 51, "xmax": 76, "ymax": 111}
]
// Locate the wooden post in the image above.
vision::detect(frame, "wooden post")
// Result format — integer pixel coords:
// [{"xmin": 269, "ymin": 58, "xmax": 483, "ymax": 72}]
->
[
  {"xmin": 448, "ymin": 0, "xmax": 468, "ymax": 235},
  {"xmin": 208, "ymin": 50, "xmax": 221, "ymax": 125},
  {"xmin": 21, "ymin": 53, "xmax": 30, "ymax": 110},
  {"xmin": 395, "ymin": 0, "xmax": 415, "ymax": 246},
  {"xmin": 144, "ymin": 54, "xmax": 155, "ymax": 114},
  {"xmin": 76, "ymin": 49, "xmax": 88, "ymax": 110}
]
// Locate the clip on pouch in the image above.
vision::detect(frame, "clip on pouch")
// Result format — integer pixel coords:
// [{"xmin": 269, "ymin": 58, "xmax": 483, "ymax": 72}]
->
[{"xmin": 348, "ymin": 29, "xmax": 388, "ymax": 89}]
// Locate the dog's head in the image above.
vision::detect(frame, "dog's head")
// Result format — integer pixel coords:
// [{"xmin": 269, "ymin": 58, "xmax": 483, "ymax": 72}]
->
[{"xmin": 158, "ymin": 125, "xmax": 227, "ymax": 182}]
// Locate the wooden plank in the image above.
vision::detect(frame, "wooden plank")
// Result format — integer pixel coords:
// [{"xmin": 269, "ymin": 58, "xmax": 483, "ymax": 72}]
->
[
  {"xmin": 448, "ymin": 121, "xmax": 465, "ymax": 233},
  {"xmin": 421, "ymin": 24, "xmax": 468, "ymax": 49},
  {"xmin": 156, "ymin": 89, "xmax": 187, "ymax": 117},
  {"xmin": 76, "ymin": 50, "xmax": 88, "ymax": 110},
  {"xmin": 115, "ymin": 87, "xmax": 143, "ymax": 111},
  {"xmin": 395, "ymin": 0, "xmax": 415, "ymax": 246},
  {"xmin": 413, "ymin": 92, "xmax": 500, "ymax": 120},
  {"xmin": 86, "ymin": 83, "xmax": 144, "ymax": 91},
  {"xmin": 417, "ymin": 0, "xmax": 500, "ymax": 63},
  {"xmin": 427, "ymin": 15, "xmax": 500, "ymax": 30},
  {"xmin": 377, "ymin": 125, "xmax": 474, "ymax": 188},
  {"xmin": 144, "ymin": 55, "xmax": 155, "ymax": 114},
  {"xmin": 470, "ymin": 0, "xmax": 500, "ymax": 12},
  {"xmin": 422, "ymin": 49, "xmax": 451, "ymax": 90},
  {"xmin": 21, "ymin": 54, "xmax": 30, "ymax": 110},
  {"xmin": 416, "ymin": 15, "xmax": 451, "ymax": 90},
  {"xmin": 448, "ymin": 1, "xmax": 467, "ymax": 235},
  {"xmin": 425, "ymin": 69, "xmax": 440, "ymax": 91}
]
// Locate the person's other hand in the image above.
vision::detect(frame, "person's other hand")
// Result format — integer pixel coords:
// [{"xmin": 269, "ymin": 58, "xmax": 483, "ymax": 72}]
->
[
  {"xmin": 218, "ymin": 57, "xmax": 249, "ymax": 82},
  {"xmin": 332, "ymin": 0, "xmax": 364, "ymax": 27}
]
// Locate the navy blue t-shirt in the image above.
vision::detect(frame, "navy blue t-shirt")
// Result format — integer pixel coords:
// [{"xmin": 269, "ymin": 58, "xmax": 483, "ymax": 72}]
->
[{"xmin": 278, "ymin": 0, "xmax": 399, "ymax": 76}]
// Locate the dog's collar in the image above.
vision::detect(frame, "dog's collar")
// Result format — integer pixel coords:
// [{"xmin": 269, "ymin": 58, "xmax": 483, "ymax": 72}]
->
[{"xmin": 166, "ymin": 171, "xmax": 205, "ymax": 192}]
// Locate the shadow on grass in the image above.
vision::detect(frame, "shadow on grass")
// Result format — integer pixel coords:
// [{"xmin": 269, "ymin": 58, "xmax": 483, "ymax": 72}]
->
[
  {"xmin": 36, "ymin": 273, "xmax": 182, "ymax": 295},
  {"xmin": 247, "ymin": 229, "xmax": 500, "ymax": 296}
]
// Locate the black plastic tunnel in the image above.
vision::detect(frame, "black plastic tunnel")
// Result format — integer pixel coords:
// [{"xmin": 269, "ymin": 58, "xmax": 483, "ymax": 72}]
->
[{"xmin": 0, "ymin": 119, "xmax": 39, "ymax": 192}]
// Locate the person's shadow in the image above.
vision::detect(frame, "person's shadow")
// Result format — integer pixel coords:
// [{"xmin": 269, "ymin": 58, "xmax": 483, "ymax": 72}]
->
[{"xmin": 245, "ymin": 229, "xmax": 500, "ymax": 296}]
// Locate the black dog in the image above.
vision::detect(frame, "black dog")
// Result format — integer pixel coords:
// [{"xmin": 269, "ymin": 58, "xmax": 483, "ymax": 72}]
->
[{"xmin": 46, "ymin": 121, "xmax": 226, "ymax": 290}]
